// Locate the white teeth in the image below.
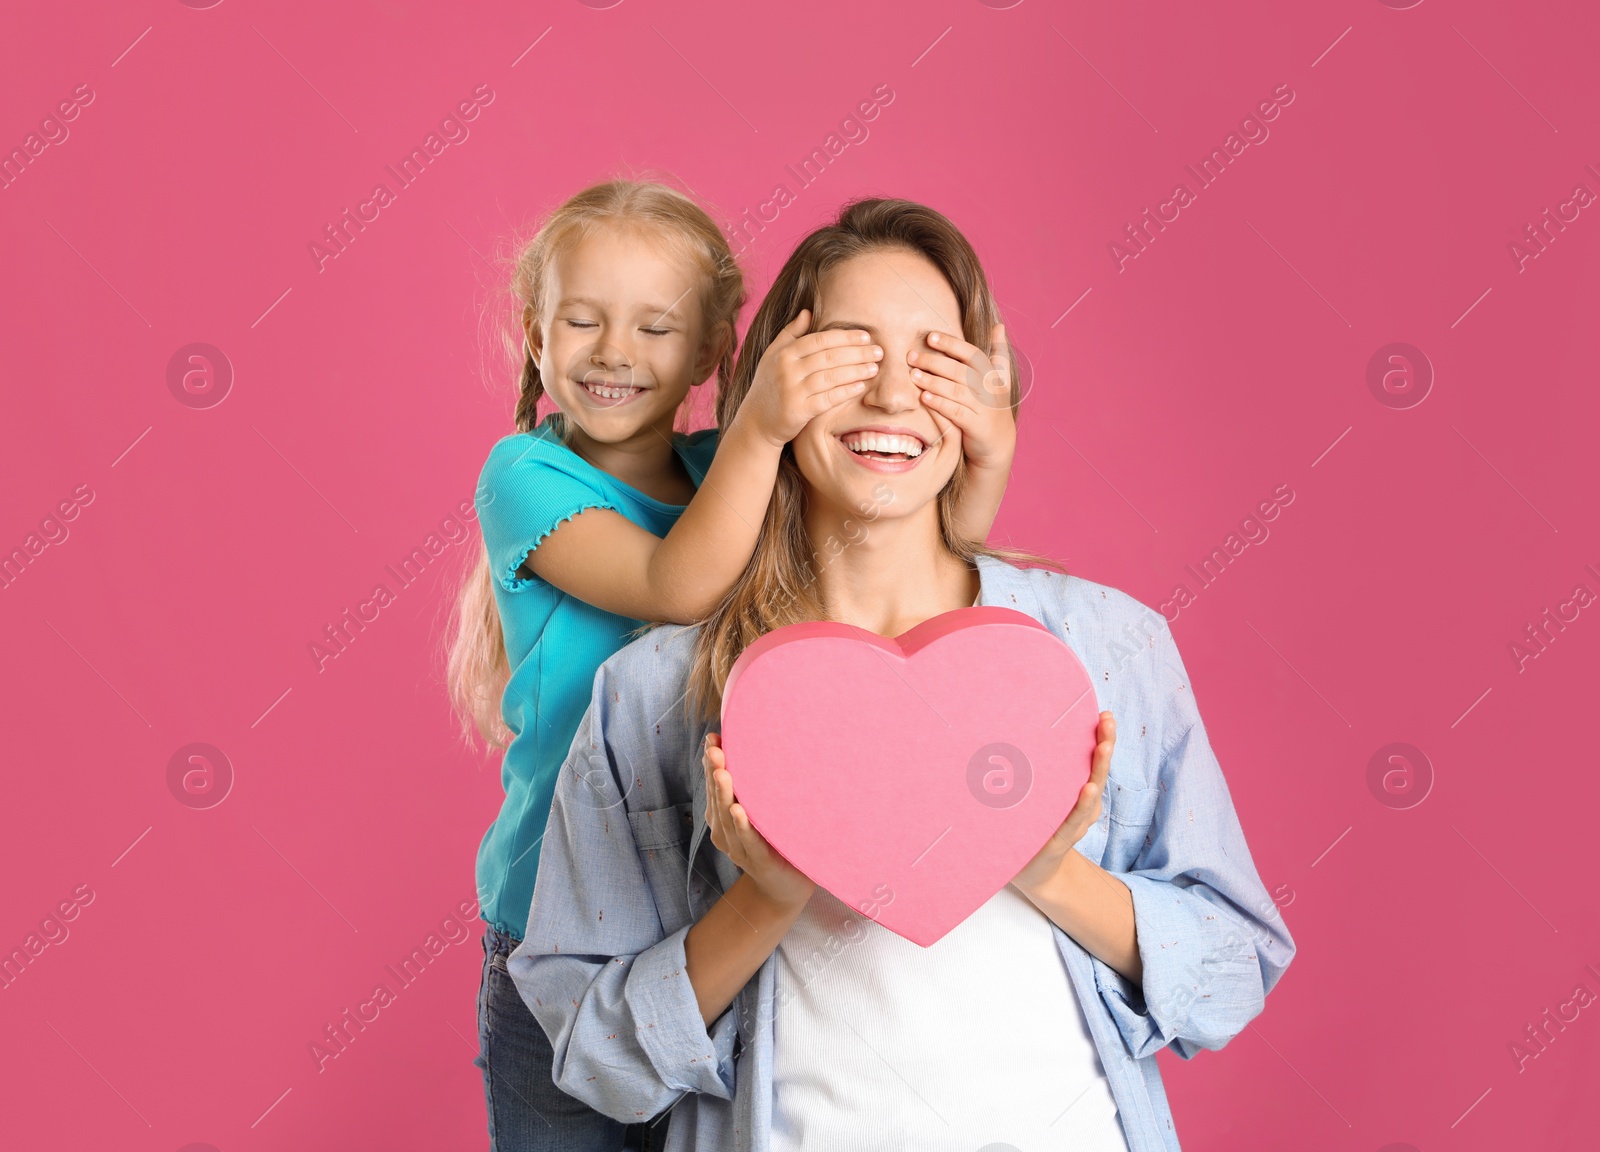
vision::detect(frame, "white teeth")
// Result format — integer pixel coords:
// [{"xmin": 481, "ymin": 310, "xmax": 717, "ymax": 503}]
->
[
  {"xmin": 584, "ymin": 382, "xmax": 639, "ymax": 400},
  {"xmin": 842, "ymin": 431, "xmax": 923, "ymax": 457}
]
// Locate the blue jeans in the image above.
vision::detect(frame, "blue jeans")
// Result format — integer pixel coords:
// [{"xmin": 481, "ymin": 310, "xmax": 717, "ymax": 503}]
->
[{"xmin": 475, "ymin": 924, "xmax": 671, "ymax": 1152}]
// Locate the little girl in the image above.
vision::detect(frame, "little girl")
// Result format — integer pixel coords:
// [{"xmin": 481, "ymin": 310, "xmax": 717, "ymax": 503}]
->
[{"xmin": 447, "ymin": 179, "xmax": 1020, "ymax": 1152}]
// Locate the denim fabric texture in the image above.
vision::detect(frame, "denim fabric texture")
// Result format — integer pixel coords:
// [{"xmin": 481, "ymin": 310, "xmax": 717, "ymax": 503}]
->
[
  {"xmin": 477, "ymin": 923, "xmax": 671, "ymax": 1151},
  {"xmin": 507, "ymin": 555, "xmax": 1296, "ymax": 1151}
]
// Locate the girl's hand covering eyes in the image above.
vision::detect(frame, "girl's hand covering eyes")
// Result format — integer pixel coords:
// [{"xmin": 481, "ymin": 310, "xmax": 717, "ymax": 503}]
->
[
  {"xmin": 740, "ymin": 309, "xmax": 885, "ymax": 449},
  {"xmin": 702, "ymin": 733, "xmax": 816, "ymax": 910},
  {"xmin": 910, "ymin": 322, "xmax": 1019, "ymax": 473}
]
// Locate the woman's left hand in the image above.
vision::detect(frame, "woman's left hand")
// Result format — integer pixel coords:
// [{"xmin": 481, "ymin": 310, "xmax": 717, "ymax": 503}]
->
[
  {"xmin": 910, "ymin": 322, "xmax": 1018, "ymax": 474},
  {"xmin": 1010, "ymin": 711, "xmax": 1116, "ymax": 897}
]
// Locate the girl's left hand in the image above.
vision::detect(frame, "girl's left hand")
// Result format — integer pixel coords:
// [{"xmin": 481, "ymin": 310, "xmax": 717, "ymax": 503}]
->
[
  {"xmin": 1010, "ymin": 712, "xmax": 1116, "ymax": 897},
  {"xmin": 910, "ymin": 322, "xmax": 1019, "ymax": 474}
]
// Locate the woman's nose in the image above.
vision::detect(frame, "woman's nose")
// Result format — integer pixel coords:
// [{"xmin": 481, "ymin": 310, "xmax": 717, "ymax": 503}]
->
[{"xmin": 860, "ymin": 343, "xmax": 920, "ymax": 410}]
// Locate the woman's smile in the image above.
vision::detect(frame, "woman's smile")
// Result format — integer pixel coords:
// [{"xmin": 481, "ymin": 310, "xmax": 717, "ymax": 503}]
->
[{"xmin": 835, "ymin": 424, "xmax": 930, "ymax": 472}]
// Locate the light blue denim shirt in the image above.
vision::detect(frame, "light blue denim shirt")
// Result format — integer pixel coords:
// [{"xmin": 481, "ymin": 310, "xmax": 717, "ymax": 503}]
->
[{"xmin": 508, "ymin": 555, "xmax": 1295, "ymax": 1151}]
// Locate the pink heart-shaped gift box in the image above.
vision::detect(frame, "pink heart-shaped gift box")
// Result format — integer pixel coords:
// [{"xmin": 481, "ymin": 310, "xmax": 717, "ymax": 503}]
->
[{"xmin": 720, "ymin": 605, "xmax": 1100, "ymax": 946}]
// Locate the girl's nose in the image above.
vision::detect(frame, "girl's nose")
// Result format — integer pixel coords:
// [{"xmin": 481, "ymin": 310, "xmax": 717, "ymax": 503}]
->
[{"xmin": 587, "ymin": 335, "xmax": 633, "ymax": 371}]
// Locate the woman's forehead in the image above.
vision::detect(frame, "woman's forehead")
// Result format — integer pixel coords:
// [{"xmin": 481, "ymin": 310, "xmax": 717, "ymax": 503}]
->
[{"xmin": 814, "ymin": 249, "xmax": 960, "ymax": 333}]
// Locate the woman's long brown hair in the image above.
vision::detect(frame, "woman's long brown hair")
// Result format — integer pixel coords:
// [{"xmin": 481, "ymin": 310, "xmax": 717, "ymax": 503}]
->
[{"xmin": 685, "ymin": 197, "xmax": 1064, "ymax": 723}]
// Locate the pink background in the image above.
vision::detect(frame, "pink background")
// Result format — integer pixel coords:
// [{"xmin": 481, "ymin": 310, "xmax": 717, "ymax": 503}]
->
[{"xmin": 2, "ymin": 0, "xmax": 1596, "ymax": 1149}]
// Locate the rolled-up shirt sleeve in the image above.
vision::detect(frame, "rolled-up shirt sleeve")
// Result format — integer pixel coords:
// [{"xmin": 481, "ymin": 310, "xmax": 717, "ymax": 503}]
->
[
  {"xmin": 1094, "ymin": 625, "xmax": 1296, "ymax": 1061},
  {"xmin": 506, "ymin": 663, "xmax": 738, "ymax": 1122}
]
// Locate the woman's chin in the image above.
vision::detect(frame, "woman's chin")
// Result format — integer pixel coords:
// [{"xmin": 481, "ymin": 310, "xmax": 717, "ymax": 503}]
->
[{"xmin": 802, "ymin": 462, "xmax": 951, "ymax": 525}]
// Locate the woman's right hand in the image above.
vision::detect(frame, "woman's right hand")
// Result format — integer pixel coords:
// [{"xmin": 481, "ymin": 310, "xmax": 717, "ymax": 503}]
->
[
  {"xmin": 702, "ymin": 733, "xmax": 816, "ymax": 910},
  {"xmin": 739, "ymin": 309, "xmax": 884, "ymax": 449}
]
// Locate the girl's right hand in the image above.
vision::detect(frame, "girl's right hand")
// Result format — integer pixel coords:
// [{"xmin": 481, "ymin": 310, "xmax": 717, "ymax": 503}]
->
[
  {"xmin": 702, "ymin": 733, "xmax": 816, "ymax": 910},
  {"xmin": 740, "ymin": 309, "xmax": 883, "ymax": 449}
]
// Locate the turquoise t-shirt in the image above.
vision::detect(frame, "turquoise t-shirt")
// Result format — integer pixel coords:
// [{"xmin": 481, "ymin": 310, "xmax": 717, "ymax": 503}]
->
[{"xmin": 474, "ymin": 414, "xmax": 720, "ymax": 940}]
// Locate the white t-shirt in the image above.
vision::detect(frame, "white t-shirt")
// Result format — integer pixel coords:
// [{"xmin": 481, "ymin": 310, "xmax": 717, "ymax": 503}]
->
[{"xmin": 769, "ymin": 879, "xmax": 1130, "ymax": 1151}]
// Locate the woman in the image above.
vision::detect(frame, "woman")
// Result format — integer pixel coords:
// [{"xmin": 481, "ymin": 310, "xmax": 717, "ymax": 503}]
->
[{"xmin": 507, "ymin": 199, "xmax": 1295, "ymax": 1151}]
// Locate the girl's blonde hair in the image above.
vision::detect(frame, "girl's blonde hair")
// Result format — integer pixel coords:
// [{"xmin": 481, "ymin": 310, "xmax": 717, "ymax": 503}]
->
[
  {"xmin": 685, "ymin": 198, "xmax": 1065, "ymax": 723},
  {"xmin": 447, "ymin": 178, "xmax": 746, "ymax": 749}
]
